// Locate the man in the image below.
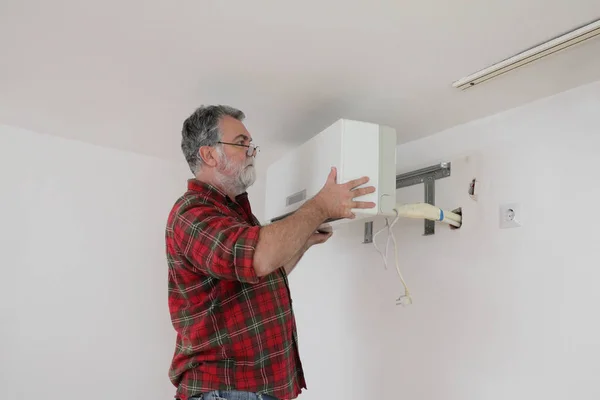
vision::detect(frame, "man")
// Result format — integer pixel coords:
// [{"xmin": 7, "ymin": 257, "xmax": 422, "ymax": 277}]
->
[{"xmin": 165, "ymin": 105, "xmax": 375, "ymax": 400}]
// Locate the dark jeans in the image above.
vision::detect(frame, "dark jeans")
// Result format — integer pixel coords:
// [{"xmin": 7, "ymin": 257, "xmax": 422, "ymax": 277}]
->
[{"xmin": 190, "ymin": 390, "xmax": 279, "ymax": 400}]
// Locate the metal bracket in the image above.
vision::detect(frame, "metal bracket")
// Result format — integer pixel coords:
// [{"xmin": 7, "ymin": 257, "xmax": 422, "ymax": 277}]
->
[
  {"xmin": 363, "ymin": 221, "xmax": 373, "ymax": 243},
  {"xmin": 363, "ymin": 162, "xmax": 451, "ymax": 242},
  {"xmin": 396, "ymin": 162, "xmax": 451, "ymax": 236}
]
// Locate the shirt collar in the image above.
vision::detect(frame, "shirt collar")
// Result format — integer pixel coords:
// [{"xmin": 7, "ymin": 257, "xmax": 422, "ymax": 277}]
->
[{"xmin": 187, "ymin": 179, "xmax": 249, "ymax": 204}]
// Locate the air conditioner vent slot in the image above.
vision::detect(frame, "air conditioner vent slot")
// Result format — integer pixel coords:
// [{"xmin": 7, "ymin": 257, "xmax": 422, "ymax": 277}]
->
[{"xmin": 286, "ymin": 189, "xmax": 306, "ymax": 206}]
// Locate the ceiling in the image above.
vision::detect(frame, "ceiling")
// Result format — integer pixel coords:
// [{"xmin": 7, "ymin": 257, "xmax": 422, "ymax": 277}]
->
[{"xmin": 1, "ymin": 0, "xmax": 600, "ymax": 162}]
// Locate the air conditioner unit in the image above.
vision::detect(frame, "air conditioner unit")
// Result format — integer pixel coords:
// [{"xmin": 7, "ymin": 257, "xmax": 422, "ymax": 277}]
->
[{"xmin": 264, "ymin": 118, "xmax": 397, "ymax": 229}]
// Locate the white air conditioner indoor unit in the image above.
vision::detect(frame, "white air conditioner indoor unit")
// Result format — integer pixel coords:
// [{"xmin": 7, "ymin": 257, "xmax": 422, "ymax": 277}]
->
[{"xmin": 264, "ymin": 118, "xmax": 397, "ymax": 229}]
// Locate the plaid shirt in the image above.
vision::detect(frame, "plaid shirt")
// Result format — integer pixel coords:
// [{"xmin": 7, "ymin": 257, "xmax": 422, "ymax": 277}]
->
[{"xmin": 165, "ymin": 179, "xmax": 306, "ymax": 400}]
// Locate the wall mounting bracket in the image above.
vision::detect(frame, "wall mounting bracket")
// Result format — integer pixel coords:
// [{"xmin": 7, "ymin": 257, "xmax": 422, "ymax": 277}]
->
[{"xmin": 363, "ymin": 162, "xmax": 451, "ymax": 242}]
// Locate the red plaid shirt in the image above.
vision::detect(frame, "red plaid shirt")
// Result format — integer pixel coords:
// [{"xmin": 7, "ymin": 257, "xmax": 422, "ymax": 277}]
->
[{"xmin": 165, "ymin": 179, "xmax": 306, "ymax": 400}]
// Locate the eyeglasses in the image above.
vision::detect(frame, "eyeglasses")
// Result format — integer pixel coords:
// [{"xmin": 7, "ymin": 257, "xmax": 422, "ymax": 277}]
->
[{"xmin": 217, "ymin": 141, "xmax": 260, "ymax": 157}]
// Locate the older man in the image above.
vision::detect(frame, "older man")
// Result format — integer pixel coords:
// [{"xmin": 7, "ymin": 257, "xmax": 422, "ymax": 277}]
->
[{"xmin": 165, "ymin": 105, "xmax": 375, "ymax": 400}]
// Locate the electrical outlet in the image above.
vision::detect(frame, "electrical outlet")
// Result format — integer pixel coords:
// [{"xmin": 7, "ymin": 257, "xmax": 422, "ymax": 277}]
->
[{"xmin": 499, "ymin": 203, "xmax": 522, "ymax": 229}]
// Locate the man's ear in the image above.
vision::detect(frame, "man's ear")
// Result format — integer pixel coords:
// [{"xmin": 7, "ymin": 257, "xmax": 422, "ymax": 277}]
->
[{"xmin": 198, "ymin": 146, "xmax": 218, "ymax": 167}]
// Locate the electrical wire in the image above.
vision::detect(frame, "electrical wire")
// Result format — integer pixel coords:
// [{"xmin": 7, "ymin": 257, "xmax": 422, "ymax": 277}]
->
[{"xmin": 372, "ymin": 210, "xmax": 412, "ymax": 306}]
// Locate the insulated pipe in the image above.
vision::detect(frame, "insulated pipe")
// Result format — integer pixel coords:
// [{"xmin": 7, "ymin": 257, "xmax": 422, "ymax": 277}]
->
[{"xmin": 394, "ymin": 203, "xmax": 462, "ymax": 228}]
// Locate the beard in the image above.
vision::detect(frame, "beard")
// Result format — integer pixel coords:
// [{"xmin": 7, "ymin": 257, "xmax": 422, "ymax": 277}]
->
[{"xmin": 214, "ymin": 148, "xmax": 256, "ymax": 196}]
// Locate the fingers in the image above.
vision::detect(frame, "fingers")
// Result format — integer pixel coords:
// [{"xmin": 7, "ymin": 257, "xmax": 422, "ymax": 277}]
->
[
  {"xmin": 309, "ymin": 231, "xmax": 333, "ymax": 247},
  {"xmin": 345, "ymin": 176, "xmax": 370, "ymax": 189},
  {"xmin": 351, "ymin": 201, "xmax": 377, "ymax": 209},
  {"xmin": 315, "ymin": 232, "xmax": 333, "ymax": 241},
  {"xmin": 321, "ymin": 235, "xmax": 332, "ymax": 244},
  {"xmin": 352, "ymin": 186, "xmax": 376, "ymax": 197},
  {"xmin": 339, "ymin": 200, "xmax": 375, "ymax": 221}
]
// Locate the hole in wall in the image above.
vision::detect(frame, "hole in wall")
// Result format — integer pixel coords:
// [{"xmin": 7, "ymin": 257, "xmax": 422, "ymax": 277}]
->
[{"xmin": 450, "ymin": 207, "xmax": 462, "ymax": 230}]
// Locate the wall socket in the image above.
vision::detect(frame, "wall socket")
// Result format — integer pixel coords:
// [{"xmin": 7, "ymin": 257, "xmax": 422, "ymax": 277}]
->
[{"xmin": 499, "ymin": 203, "xmax": 522, "ymax": 229}]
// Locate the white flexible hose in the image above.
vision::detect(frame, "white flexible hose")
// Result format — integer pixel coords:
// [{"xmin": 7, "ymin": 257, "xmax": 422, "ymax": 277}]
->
[{"xmin": 394, "ymin": 203, "xmax": 462, "ymax": 228}]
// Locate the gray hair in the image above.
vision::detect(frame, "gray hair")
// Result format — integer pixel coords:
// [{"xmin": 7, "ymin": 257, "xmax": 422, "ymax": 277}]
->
[{"xmin": 181, "ymin": 105, "xmax": 245, "ymax": 174}]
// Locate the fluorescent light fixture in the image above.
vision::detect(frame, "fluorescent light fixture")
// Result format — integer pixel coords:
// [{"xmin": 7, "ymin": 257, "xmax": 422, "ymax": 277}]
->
[{"xmin": 452, "ymin": 19, "xmax": 600, "ymax": 90}]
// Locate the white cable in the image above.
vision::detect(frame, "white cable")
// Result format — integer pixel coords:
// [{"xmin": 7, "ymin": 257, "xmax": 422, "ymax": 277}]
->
[
  {"xmin": 372, "ymin": 211, "xmax": 412, "ymax": 306},
  {"xmin": 389, "ymin": 213, "xmax": 412, "ymax": 307},
  {"xmin": 373, "ymin": 212, "xmax": 399, "ymax": 269},
  {"xmin": 373, "ymin": 203, "xmax": 463, "ymax": 306},
  {"xmin": 372, "ymin": 218, "xmax": 391, "ymax": 269}
]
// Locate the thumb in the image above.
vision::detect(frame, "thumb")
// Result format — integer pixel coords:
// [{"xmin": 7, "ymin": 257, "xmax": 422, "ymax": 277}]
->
[{"xmin": 326, "ymin": 167, "xmax": 337, "ymax": 185}]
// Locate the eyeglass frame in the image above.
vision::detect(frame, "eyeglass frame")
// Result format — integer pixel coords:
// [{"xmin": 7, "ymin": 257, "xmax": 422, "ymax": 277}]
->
[{"xmin": 216, "ymin": 141, "xmax": 260, "ymax": 157}]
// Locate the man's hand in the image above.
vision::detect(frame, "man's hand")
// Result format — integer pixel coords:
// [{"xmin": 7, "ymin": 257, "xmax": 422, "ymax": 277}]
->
[
  {"xmin": 253, "ymin": 166, "xmax": 374, "ymax": 277},
  {"xmin": 313, "ymin": 167, "xmax": 376, "ymax": 220},
  {"xmin": 305, "ymin": 231, "xmax": 333, "ymax": 250}
]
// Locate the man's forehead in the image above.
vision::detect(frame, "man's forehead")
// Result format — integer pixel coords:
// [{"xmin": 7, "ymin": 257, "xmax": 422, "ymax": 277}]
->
[
  {"xmin": 220, "ymin": 117, "xmax": 252, "ymax": 141},
  {"xmin": 231, "ymin": 133, "xmax": 252, "ymax": 142}
]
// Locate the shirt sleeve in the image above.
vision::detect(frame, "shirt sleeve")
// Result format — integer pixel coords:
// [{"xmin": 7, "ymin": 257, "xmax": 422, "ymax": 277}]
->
[{"xmin": 172, "ymin": 206, "xmax": 261, "ymax": 284}]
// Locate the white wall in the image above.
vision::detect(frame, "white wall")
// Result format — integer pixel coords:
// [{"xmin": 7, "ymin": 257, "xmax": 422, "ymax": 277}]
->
[
  {"xmin": 3, "ymin": 78, "xmax": 599, "ymax": 400},
  {"xmin": 287, "ymin": 80, "xmax": 600, "ymax": 400},
  {"xmin": 0, "ymin": 125, "xmax": 188, "ymax": 400}
]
